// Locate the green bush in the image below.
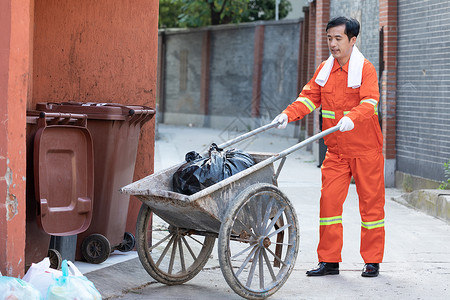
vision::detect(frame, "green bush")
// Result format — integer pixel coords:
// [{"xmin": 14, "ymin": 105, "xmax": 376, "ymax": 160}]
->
[{"xmin": 438, "ymin": 161, "xmax": 450, "ymax": 190}]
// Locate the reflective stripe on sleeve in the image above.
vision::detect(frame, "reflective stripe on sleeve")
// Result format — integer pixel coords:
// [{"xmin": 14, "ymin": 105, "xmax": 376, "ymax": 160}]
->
[
  {"xmin": 361, "ymin": 219, "xmax": 385, "ymax": 230},
  {"xmin": 320, "ymin": 216, "xmax": 342, "ymax": 226},
  {"xmin": 360, "ymin": 99, "xmax": 378, "ymax": 115},
  {"xmin": 296, "ymin": 97, "xmax": 316, "ymax": 112},
  {"xmin": 322, "ymin": 110, "xmax": 335, "ymax": 119},
  {"xmin": 360, "ymin": 99, "xmax": 378, "ymax": 106}
]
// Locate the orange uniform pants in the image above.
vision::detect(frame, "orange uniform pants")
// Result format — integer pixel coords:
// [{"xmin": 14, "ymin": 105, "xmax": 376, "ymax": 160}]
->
[{"xmin": 317, "ymin": 151, "xmax": 385, "ymax": 263}]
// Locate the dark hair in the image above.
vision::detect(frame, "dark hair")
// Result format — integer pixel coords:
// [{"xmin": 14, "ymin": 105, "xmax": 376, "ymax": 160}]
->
[{"xmin": 326, "ymin": 16, "xmax": 360, "ymax": 40}]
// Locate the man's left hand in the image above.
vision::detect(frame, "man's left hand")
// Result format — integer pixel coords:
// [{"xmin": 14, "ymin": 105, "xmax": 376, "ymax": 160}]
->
[{"xmin": 338, "ymin": 116, "xmax": 354, "ymax": 132}]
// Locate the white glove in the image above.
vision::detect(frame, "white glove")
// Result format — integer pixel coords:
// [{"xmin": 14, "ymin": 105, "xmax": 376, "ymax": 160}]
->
[
  {"xmin": 271, "ymin": 113, "xmax": 288, "ymax": 129},
  {"xmin": 337, "ymin": 116, "xmax": 354, "ymax": 132}
]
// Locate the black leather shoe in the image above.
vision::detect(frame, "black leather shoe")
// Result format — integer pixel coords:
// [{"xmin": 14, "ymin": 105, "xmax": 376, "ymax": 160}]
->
[
  {"xmin": 361, "ymin": 263, "xmax": 379, "ymax": 277},
  {"xmin": 306, "ymin": 262, "xmax": 339, "ymax": 276}
]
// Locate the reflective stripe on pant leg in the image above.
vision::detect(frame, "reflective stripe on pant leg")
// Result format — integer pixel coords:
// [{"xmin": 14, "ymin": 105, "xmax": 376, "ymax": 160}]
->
[
  {"xmin": 317, "ymin": 152, "xmax": 351, "ymax": 262},
  {"xmin": 351, "ymin": 152, "xmax": 385, "ymax": 263},
  {"xmin": 361, "ymin": 219, "xmax": 384, "ymax": 229}
]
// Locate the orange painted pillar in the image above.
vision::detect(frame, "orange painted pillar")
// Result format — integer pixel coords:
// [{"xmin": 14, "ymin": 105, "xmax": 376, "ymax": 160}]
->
[{"xmin": 0, "ymin": 0, "xmax": 32, "ymax": 277}]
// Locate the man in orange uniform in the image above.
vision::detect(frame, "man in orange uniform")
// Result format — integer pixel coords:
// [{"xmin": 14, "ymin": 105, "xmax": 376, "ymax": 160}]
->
[{"xmin": 272, "ymin": 16, "xmax": 385, "ymax": 277}]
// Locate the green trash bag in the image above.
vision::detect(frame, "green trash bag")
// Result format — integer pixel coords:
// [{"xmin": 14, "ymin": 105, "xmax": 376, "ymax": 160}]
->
[{"xmin": 47, "ymin": 260, "xmax": 101, "ymax": 300}]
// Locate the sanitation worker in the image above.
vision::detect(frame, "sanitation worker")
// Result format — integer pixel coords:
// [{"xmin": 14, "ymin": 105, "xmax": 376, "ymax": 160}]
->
[{"xmin": 272, "ymin": 16, "xmax": 385, "ymax": 277}]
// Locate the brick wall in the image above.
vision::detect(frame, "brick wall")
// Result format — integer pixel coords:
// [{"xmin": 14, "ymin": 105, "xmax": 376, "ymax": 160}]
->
[
  {"xmin": 313, "ymin": 0, "xmax": 330, "ymax": 140},
  {"xmin": 379, "ymin": 0, "xmax": 398, "ymax": 187},
  {"xmin": 299, "ymin": 6, "xmax": 310, "ymax": 134},
  {"xmin": 306, "ymin": 2, "xmax": 317, "ymax": 138},
  {"xmin": 396, "ymin": 0, "xmax": 450, "ymax": 181},
  {"xmin": 307, "ymin": 2, "xmax": 317, "ymax": 78},
  {"xmin": 379, "ymin": 0, "xmax": 397, "ymax": 159},
  {"xmin": 315, "ymin": 0, "xmax": 330, "ymax": 68},
  {"xmin": 300, "ymin": 7, "xmax": 310, "ymax": 90}
]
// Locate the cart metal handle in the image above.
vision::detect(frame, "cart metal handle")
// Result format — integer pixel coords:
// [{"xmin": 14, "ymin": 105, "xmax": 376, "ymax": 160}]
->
[
  {"xmin": 272, "ymin": 124, "xmax": 339, "ymax": 180},
  {"xmin": 217, "ymin": 121, "xmax": 339, "ymax": 153},
  {"xmin": 192, "ymin": 124, "xmax": 340, "ymax": 200},
  {"xmin": 217, "ymin": 122, "xmax": 280, "ymax": 149},
  {"xmin": 276, "ymin": 124, "xmax": 339, "ymax": 159}
]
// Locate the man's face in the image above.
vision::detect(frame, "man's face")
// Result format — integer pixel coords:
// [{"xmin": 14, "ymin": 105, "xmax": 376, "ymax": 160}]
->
[{"xmin": 327, "ymin": 24, "xmax": 356, "ymax": 65}]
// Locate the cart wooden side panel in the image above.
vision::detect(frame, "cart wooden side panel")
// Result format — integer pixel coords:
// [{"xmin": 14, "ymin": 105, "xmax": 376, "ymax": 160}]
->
[{"xmin": 122, "ymin": 153, "xmax": 276, "ymax": 233}]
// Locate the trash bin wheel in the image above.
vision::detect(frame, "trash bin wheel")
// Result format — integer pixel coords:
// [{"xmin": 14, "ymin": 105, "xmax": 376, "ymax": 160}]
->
[
  {"xmin": 48, "ymin": 249, "xmax": 62, "ymax": 270},
  {"xmin": 136, "ymin": 203, "xmax": 216, "ymax": 285},
  {"xmin": 81, "ymin": 233, "xmax": 111, "ymax": 264},
  {"xmin": 218, "ymin": 183, "xmax": 299, "ymax": 299},
  {"xmin": 118, "ymin": 232, "xmax": 136, "ymax": 252}
]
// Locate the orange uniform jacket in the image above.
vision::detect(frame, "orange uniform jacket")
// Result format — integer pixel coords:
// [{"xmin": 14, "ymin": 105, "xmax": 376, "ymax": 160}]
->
[{"xmin": 283, "ymin": 58, "xmax": 382, "ymax": 157}]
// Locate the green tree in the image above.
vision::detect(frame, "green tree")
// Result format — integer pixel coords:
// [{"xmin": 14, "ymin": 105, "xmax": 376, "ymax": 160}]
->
[
  {"xmin": 245, "ymin": 0, "xmax": 292, "ymax": 22},
  {"xmin": 159, "ymin": 0, "xmax": 184, "ymax": 28},
  {"xmin": 159, "ymin": 0, "xmax": 292, "ymax": 28}
]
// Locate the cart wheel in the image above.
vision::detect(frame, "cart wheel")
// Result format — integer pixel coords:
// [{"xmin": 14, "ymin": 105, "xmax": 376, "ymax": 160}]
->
[
  {"xmin": 81, "ymin": 233, "xmax": 111, "ymax": 264},
  {"xmin": 136, "ymin": 203, "xmax": 216, "ymax": 285},
  {"xmin": 117, "ymin": 232, "xmax": 136, "ymax": 252},
  {"xmin": 48, "ymin": 249, "xmax": 62, "ymax": 270},
  {"xmin": 218, "ymin": 183, "xmax": 299, "ymax": 299}
]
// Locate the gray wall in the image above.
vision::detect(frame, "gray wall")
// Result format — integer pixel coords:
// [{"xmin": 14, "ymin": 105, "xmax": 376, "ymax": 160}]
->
[
  {"xmin": 397, "ymin": 0, "xmax": 450, "ymax": 181},
  {"xmin": 160, "ymin": 19, "xmax": 302, "ymax": 132},
  {"xmin": 209, "ymin": 27, "xmax": 255, "ymax": 117},
  {"xmin": 164, "ymin": 31, "xmax": 204, "ymax": 115},
  {"xmin": 260, "ymin": 22, "xmax": 302, "ymax": 120}
]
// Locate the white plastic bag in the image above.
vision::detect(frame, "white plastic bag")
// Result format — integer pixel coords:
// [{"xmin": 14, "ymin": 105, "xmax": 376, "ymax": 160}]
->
[
  {"xmin": 47, "ymin": 260, "xmax": 101, "ymax": 300},
  {"xmin": 23, "ymin": 257, "xmax": 62, "ymax": 298},
  {"xmin": 0, "ymin": 274, "xmax": 42, "ymax": 300}
]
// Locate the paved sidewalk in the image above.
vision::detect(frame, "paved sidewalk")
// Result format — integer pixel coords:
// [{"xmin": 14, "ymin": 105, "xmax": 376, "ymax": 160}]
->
[{"xmin": 85, "ymin": 124, "xmax": 450, "ymax": 300}]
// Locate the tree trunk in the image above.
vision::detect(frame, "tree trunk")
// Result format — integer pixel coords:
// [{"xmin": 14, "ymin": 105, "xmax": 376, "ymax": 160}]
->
[{"xmin": 209, "ymin": 2, "xmax": 220, "ymax": 25}]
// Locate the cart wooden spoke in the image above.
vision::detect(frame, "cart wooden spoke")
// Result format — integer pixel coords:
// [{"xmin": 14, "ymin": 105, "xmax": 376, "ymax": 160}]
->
[
  {"xmin": 218, "ymin": 184, "xmax": 299, "ymax": 299},
  {"xmin": 136, "ymin": 205, "xmax": 215, "ymax": 285}
]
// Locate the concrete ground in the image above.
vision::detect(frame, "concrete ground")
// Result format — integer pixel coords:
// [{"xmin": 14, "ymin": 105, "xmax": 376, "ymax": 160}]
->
[{"xmin": 84, "ymin": 124, "xmax": 450, "ymax": 300}]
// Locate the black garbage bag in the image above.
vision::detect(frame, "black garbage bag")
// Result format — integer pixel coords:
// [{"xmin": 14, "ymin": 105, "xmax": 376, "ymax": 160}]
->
[{"xmin": 173, "ymin": 143, "xmax": 255, "ymax": 195}]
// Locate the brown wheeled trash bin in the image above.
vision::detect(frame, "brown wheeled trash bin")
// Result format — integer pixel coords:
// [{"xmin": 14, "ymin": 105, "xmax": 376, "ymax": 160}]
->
[
  {"xmin": 36, "ymin": 102, "xmax": 155, "ymax": 264},
  {"xmin": 25, "ymin": 112, "xmax": 94, "ymax": 269}
]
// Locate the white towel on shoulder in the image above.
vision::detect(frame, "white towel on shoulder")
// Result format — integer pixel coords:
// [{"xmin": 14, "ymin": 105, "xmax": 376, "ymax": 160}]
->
[{"xmin": 315, "ymin": 46, "xmax": 365, "ymax": 88}]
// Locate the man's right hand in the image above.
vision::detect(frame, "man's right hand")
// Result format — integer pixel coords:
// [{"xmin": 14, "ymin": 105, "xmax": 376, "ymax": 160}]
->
[{"xmin": 271, "ymin": 113, "xmax": 288, "ymax": 129}]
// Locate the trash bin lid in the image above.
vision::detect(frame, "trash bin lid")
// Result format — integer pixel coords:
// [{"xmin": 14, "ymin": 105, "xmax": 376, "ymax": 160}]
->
[
  {"xmin": 36, "ymin": 102, "xmax": 155, "ymax": 122},
  {"xmin": 33, "ymin": 114, "xmax": 94, "ymax": 236}
]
